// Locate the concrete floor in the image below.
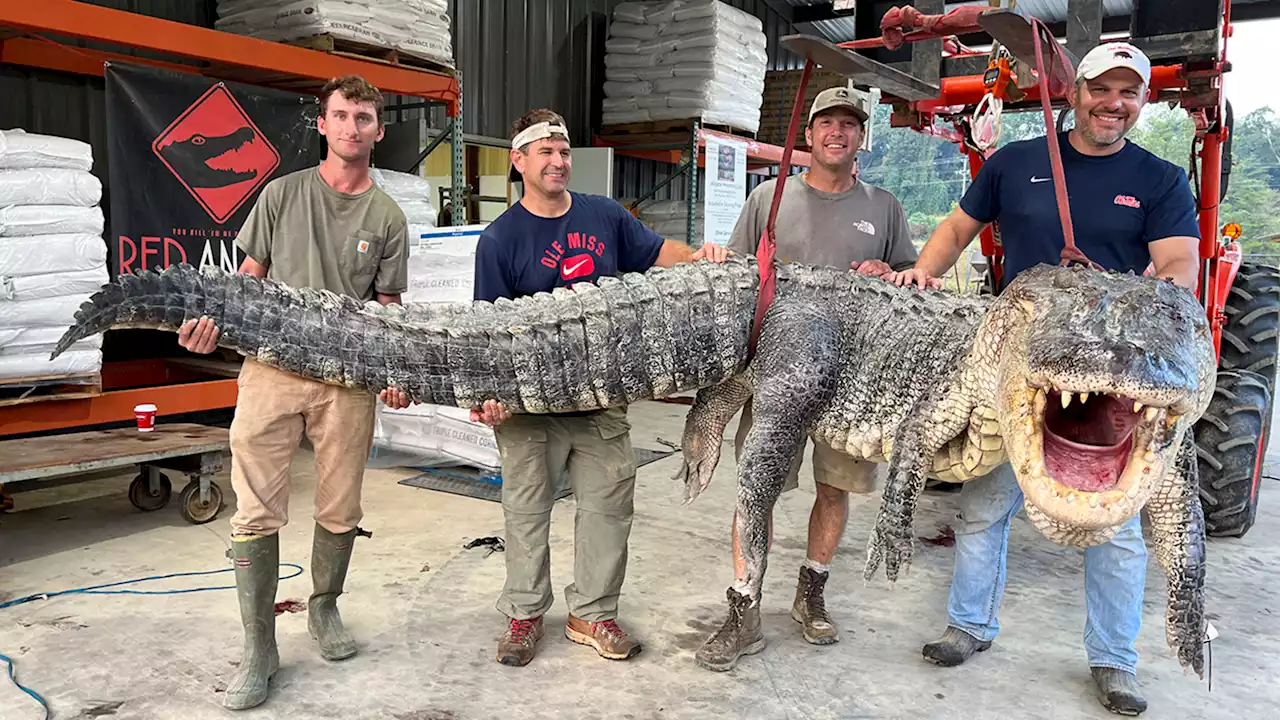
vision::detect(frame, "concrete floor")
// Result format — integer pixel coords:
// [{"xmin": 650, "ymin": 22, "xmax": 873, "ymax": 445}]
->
[{"xmin": 1, "ymin": 399, "xmax": 1278, "ymax": 720}]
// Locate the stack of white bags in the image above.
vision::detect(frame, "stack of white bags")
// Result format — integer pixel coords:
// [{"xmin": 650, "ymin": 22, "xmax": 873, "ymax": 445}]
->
[
  {"xmin": 637, "ymin": 198, "xmax": 705, "ymax": 247},
  {"xmin": 370, "ymin": 167, "xmax": 438, "ymax": 228},
  {"xmin": 0, "ymin": 129, "xmax": 108, "ymax": 383},
  {"xmin": 215, "ymin": 0, "xmax": 455, "ymax": 69},
  {"xmin": 602, "ymin": 0, "xmax": 768, "ymax": 133}
]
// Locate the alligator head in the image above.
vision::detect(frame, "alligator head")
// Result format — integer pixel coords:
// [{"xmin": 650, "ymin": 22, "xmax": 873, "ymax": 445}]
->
[
  {"xmin": 157, "ymin": 126, "xmax": 259, "ymax": 189},
  {"xmin": 991, "ymin": 264, "xmax": 1216, "ymax": 539}
]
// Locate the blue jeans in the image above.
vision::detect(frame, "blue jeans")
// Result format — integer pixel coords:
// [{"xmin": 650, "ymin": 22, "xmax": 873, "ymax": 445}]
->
[{"xmin": 944, "ymin": 463, "xmax": 1147, "ymax": 673}]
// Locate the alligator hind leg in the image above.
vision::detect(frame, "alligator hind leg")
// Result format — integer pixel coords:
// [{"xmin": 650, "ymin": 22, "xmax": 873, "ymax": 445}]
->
[
  {"xmin": 676, "ymin": 371, "xmax": 755, "ymax": 504},
  {"xmin": 732, "ymin": 300, "xmax": 841, "ymax": 603}
]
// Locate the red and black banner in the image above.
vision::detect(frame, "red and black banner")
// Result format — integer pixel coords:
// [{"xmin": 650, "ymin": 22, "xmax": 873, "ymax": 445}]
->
[{"xmin": 104, "ymin": 62, "xmax": 321, "ymax": 277}]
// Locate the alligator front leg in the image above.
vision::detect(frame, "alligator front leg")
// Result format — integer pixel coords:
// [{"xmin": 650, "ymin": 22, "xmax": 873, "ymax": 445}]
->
[
  {"xmin": 734, "ymin": 300, "xmax": 840, "ymax": 602},
  {"xmin": 865, "ymin": 379, "xmax": 974, "ymax": 584},
  {"xmin": 1146, "ymin": 429, "xmax": 1207, "ymax": 678},
  {"xmin": 676, "ymin": 371, "xmax": 754, "ymax": 504}
]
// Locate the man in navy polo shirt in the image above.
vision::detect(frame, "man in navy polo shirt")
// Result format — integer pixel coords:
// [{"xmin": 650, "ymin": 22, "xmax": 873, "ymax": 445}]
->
[
  {"xmin": 889, "ymin": 42, "xmax": 1199, "ymax": 715},
  {"xmin": 472, "ymin": 108, "xmax": 729, "ymax": 668}
]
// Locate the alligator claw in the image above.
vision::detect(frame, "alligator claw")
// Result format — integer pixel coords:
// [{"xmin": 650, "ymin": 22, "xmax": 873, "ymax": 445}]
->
[
  {"xmin": 863, "ymin": 514, "xmax": 914, "ymax": 584},
  {"xmin": 675, "ymin": 438, "xmax": 721, "ymax": 505}
]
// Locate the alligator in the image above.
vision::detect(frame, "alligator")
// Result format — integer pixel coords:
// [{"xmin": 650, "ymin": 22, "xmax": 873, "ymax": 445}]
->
[
  {"xmin": 50, "ymin": 257, "xmax": 1214, "ymax": 677},
  {"xmin": 156, "ymin": 126, "xmax": 258, "ymax": 188}
]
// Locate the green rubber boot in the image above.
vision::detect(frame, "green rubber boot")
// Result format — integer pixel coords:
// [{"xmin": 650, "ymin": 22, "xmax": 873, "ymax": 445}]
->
[
  {"xmin": 308, "ymin": 524, "xmax": 359, "ymax": 661},
  {"xmin": 223, "ymin": 534, "xmax": 280, "ymax": 710}
]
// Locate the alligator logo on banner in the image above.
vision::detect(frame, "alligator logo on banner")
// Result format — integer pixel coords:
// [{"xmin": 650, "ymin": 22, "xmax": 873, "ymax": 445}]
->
[
  {"xmin": 151, "ymin": 84, "xmax": 281, "ymax": 224},
  {"xmin": 105, "ymin": 62, "xmax": 321, "ymax": 278}
]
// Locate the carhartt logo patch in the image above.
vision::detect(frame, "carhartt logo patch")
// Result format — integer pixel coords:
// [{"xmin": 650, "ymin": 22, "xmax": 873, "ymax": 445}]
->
[
  {"xmin": 1114, "ymin": 194, "xmax": 1141, "ymax": 208},
  {"xmin": 357, "ymin": 239, "xmax": 370, "ymax": 253}
]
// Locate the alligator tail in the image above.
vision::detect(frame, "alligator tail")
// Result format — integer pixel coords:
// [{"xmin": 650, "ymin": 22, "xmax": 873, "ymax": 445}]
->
[{"xmin": 51, "ymin": 260, "xmax": 761, "ymax": 413}]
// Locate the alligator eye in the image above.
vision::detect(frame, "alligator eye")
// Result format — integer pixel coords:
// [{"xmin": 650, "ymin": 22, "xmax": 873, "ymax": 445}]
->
[{"xmin": 192, "ymin": 135, "xmax": 206, "ymax": 145}]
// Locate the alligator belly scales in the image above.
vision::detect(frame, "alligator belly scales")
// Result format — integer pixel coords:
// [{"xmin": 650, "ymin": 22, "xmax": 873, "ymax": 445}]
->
[{"xmin": 53, "ymin": 257, "xmax": 1216, "ymax": 679}]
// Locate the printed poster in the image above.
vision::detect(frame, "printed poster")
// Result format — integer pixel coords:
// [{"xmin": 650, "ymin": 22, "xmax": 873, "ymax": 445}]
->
[
  {"xmin": 702, "ymin": 134, "xmax": 748, "ymax": 246},
  {"xmin": 104, "ymin": 62, "xmax": 322, "ymax": 278}
]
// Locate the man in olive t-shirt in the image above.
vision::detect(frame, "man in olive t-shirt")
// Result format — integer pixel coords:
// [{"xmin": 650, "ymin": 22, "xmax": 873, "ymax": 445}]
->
[
  {"xmin": 176, "ymin": 76, "xmax": 412, "ymax": 711},
  {"xmin": 698, "ymin": 86, "xmax": 919, "ymax": 673}
]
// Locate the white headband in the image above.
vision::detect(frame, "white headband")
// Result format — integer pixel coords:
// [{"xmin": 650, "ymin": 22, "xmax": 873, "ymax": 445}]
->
[{"xmin": 512, "ymin": 121, "xmax": 569, "ymax": 150}]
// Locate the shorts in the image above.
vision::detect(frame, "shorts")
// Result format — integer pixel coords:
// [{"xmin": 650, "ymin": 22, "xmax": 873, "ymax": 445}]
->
[{"xmin": 732, "ymin": 398, "xmax": 880, "ymax": 494}]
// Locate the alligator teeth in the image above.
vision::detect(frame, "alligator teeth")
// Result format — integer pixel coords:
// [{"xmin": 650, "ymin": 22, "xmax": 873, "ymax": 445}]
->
[
  {"xmin": 1144, "ymin": 406, "xmax": 1158, "ymax": 422},
  {"xmin": 1087, "ymin": 494, "xmax": 1099, "ymax": 508},
  {"xmin": 1134, "ymin": 400, "xmax": 1144, "ymax": 413},
  {"xmin": 1079, "ymin": 392, "xmax": 1089, "ymax": 404},
  {"xmin": 1061, "ymin": 392, "xmax": 1071, "ymax": 409},
  {"xmin": 1166, "ymin": 413, "xmax": 1180, "ymax": 428},
  {"xmin": 1034, "ymin": 389, "xmax": 1047, "ymax": 416}
]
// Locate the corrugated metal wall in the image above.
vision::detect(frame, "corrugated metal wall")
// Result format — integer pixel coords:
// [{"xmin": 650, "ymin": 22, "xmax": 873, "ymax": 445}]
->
[{"xmin": 2, "ymin": 0, "xmax": 796, "ymax": 208}]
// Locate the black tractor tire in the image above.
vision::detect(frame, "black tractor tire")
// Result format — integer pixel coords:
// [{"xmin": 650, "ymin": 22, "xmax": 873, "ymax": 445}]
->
[
  {"xmin": 1219, "ymin": 262, "xmax": 1280, "ymax": 394},
  {"xmin": 1195, "ymin": 370, "xmax": 1271, "ymax": 538}
]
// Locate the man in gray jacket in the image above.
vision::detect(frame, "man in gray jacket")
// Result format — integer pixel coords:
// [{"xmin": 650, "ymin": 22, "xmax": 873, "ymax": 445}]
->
[{"xmin": 697, "ymin": 86, "xmax": 918, "ymax": 671}]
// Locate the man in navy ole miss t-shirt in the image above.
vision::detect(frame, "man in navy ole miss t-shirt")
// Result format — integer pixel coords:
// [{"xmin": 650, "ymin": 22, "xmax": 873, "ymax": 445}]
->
[
  {"xmin": 473, "ymin": 190, "xmax": 669, "ymax": 301},
  {"xmin": 471, "ymin": 108, "xmax": 728, "ymax": 670},
  {"xmin": 888, "ymin": 43, "xmax": 1199, "ymax": 716}
]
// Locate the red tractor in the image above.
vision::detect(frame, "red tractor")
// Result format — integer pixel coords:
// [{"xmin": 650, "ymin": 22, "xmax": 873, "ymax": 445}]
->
[{"xmin": 765, "ymin": 1, "xmax": 1279, "ymax": 537}]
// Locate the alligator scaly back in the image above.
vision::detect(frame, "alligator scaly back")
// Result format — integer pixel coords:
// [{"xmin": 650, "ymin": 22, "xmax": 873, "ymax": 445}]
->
[{"xmin": 50, "ymin": 260, "xmax": 763, "ymax": 413}]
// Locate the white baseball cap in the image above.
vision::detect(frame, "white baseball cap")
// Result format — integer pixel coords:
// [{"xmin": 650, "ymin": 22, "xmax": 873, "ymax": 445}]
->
[{"xmin": 1075, "ymin": 42, "xmax": 1152, "ymax": 85}]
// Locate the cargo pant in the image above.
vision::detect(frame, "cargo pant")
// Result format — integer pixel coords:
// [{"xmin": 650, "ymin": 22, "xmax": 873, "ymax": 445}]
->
[
  {"xmin": 493, "ymin": 407, "xmax": 638, "ymax": 623},
  {"xmin": 227, "ymin": 358, "xmax": 378, "ymax": 537},
  {"xmin": 733, "ymin": 398, "xmax": 880, "ymax": 494}
]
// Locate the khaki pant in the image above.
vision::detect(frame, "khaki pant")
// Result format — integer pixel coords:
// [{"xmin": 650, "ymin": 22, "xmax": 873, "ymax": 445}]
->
[
  {"xmin": 733, "ymin": 398, "xmax": 879, "ymax": 494},
  {"xmin": 228, "ymin": 358, "xmax": 377, "ymax": 537},
  {"xmin": 493, "ymin": 407, "xmax": 638, "ymax": 623}
]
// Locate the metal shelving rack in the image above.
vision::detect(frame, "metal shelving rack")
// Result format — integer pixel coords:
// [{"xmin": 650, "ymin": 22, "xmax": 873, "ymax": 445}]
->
[
  {"xmin": 593, "ymin": 122, "xmax": 814, "ymax": 245},
  {"xmin": 0, "ymin": 0, "xmax": 465, "ymax": 436}
]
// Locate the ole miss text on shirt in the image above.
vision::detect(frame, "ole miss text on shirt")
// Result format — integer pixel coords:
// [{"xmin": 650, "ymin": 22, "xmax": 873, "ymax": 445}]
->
[{"xmin": 473, "ymin": 192, "xmax": 666, "ymax": 303}]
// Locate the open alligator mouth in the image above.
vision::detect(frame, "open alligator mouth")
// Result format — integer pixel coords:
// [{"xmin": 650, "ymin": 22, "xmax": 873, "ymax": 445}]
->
[{"xmin": 1014, "ymin": 384, "xmax": 1182, "ymax": 517}]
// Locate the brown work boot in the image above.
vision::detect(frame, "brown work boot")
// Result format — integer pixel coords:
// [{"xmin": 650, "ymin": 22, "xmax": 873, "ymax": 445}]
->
[
  {"xmin": 791, "ymin": 565, "xmax": 839, "ymax": 645},
  {"xmin": 695, "ymin": 587, "xmax": 766, "ymax": 672},
  {"xmin": 565, "ymin": 615, "xmax": 642, "ymax": 660},
  {"xmin": 496, "ymin": 616, "xmax": 543, "ymax": 667}
]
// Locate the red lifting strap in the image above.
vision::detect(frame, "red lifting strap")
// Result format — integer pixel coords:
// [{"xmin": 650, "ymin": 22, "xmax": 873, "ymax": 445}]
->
[
  {"xmin": 880, "ymin": 5, "xmax": 986, "ymax": 51},
  {"xmin": 749, "ymin": 60, "xmax": 814, "ymax": 357},
  {"xmin": 1027, "ymin": 16, "xmax": 1102, "ymax": 270}
]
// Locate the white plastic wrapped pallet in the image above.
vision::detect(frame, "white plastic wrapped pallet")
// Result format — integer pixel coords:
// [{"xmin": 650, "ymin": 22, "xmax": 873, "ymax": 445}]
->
[
  {"xmin": 0, "ymin": 234, "xmax": 107, "ymax": 277},
  {"xmin": 0, "ymin": 129, "xmax": 94, "ymax": 171},
  {"xmin": 214, "ymin": 0, "xmax": 455, "ymax": 68},
  {"xmin": 371, "ymin": 167, "xmax": 438, "ymax": 227},
  {"xmin": 0, "ymin": 129, "xmax": 109, "ymax": 384},
  {"xmin": 0, "ymin": 205, "xmax": 103, "ymax": 237},
  {"xmin": 0, "ymin": 168, "xmax": 102, "ymax": 208},
  {"xmin": 0, "ymin": 327, "xmax": 101, "ymax": 358},
  {"xmin": 637, "ymin": 198, "xmax": 705, "ymax": 245},
  {"xmin": 369, "ymin": 224, "xmax": 501, "ymax": 471},
  {"xmin": 601, "ymin": 0, "xmax": 768, "ymax": 133}
]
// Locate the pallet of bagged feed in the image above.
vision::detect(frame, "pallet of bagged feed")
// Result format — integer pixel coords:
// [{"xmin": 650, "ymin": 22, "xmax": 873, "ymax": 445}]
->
[
  {"xmin": 213, "ymin": 0, "xmax": 456, "ymax": 73},
  {"xmin": 598, "ymin": 119, "xmax": 757, "ymax": 139},
  {"xmin": 283, "ymin": 33, "xmax": 456, "ymax": 75},
  {"xmin": 0, "ymin": 372, "xmax": 103, "ymax": 407}
]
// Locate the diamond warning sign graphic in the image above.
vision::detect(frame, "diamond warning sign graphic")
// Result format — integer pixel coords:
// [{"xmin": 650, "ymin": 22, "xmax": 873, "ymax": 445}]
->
[{"xmin": 152, "ymin": 83, "xmax": 281, "ymax": 224}]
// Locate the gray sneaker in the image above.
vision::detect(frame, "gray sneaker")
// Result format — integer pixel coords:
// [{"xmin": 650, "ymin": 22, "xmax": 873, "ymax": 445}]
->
[
  {"xmin": 695, "ymin": 588, "xmax": 766, "ymax": 672},
  {"xmin": 1091, "ymin": 667, "xmax": 1147, "ymax": 716},
  {"xmin": 791, "ymin": 565, "xmax": 838, "ymax": 645}
]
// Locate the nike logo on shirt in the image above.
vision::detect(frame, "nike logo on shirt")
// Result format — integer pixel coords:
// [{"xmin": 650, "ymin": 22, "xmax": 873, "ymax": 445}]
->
[
  {"xmin": 561, "ymin": 255, "xmax": 595, "ymax": 280},
  {"xmin": 1030, "ymin": 176, "xmax": 1051, "ymax": 183}
]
